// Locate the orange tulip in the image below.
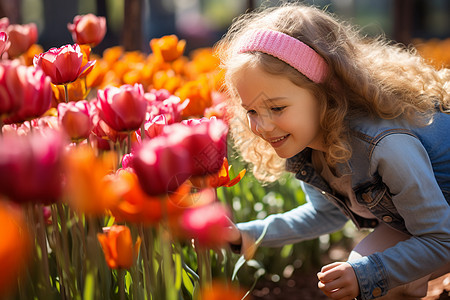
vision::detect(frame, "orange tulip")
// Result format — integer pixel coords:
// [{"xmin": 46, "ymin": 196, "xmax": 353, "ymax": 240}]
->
[
  {"xmin": 198, "ymin": 281, "xmax": 245, "ymax": 300},
  {"xmin": 0, "ymin": 201, "xmax": 31, "ymax": 296},
  {"xmin": 190, "ymin": 157, "xmax": 246, "ymax": 189},
  {"xmin": 97, "ymin": 225, "xmax": 141, "ymax": 269},
  {"xmin": 51, "ymin": 79, "xmax": 86, "ymax": 104},
  {"xmin": 64, "ymin": 146, "xmax": 119, "ymax": 216},
  {"xmin": 175, "ymin": 76, "xmax": 212, "ymax": 117},
  {"xmin": 150, "ymin": 35, "xmax": 186, "ymax": 62}
]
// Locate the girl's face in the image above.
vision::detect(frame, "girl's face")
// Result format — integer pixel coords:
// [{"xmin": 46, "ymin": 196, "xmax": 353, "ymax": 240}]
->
[{"xmin": 233, "ymin": 64, "xmax": 325, "ymax": 158}]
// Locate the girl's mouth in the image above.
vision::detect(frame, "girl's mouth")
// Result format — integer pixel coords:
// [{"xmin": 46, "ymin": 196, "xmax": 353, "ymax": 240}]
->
[{"xmin": 268, "ymin": 134, "xmax": 290, "ymax": 147}]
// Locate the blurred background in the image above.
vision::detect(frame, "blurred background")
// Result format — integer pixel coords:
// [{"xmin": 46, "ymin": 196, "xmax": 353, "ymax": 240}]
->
[{"xmin": 1, "ymin": 0, "xmax": 450, "ymax": 53}]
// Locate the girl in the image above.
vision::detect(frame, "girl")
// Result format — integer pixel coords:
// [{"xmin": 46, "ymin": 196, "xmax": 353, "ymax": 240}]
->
[{"xmin": 217, "ymin": 3, "xmax": 450, "ymax": 300}]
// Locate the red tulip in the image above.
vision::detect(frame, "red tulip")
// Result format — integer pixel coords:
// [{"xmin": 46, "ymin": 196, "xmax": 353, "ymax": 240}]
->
[
  {"xmin": 33, "ymin": 44, "xmax": 95, "ymax": 85},
  {"xmin": 145, "ymin": 91, "xmax": 188, "ymax": 124},
  {"xmin": 68, "ymin": 14, "xmax": 107, "ymax": 47},
  {"xmin": 132, "ymin": 119, "xmax": 228, "ymax": 196},
  {"xmin": 0, "ymin": 32, "xmax": 10, "ymax": 57},
  {"xmin": 0, "ymin": 61, "xmax": 25, "ymax": 119},
  {"xmin": 181, "ymin": 203, "xmax": 231, "ymax": 248},
  {"xmin": 137, "ymin": 114, "xmax": 167, "ymax": 140},
  {"xmin": 0, "ymin": 130, "xmax": 64, "ymax": 204},
  {"xmin": 6, "ymin": 22, "xmax": 38, "ymax": 58},
  {"xmin": 3, "ymin": 66, "xmax": 52, "ymax": 124},
  {"xmin": 58, "ymin": 100, "xmax": 92, "ymax": 141},
  {"xmin": 97, "ymin": 84, "xmax": 147, "ymax": 132},
  {"xmin": 90, "ymin": 102, "xmax": 127, "ymax": 144},
  {"xmin": 0, "ymin": 18, "xmax": 8, "ymax": 31}
]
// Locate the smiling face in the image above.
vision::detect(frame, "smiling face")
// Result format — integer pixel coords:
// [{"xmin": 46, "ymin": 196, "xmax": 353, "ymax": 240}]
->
[{"xmin": 233, "ymin": 64, "xmax": 325, "ymax": 158}]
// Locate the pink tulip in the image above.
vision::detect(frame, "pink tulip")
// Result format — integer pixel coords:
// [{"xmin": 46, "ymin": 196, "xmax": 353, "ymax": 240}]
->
[
  {"xmin": 181, "ymin": 203, "xmax": 231, "ymax": 248},
  {"xmin": 0, "ymin": 130, "xmax": 65, "ymax": 204},
  {"xmin": 68, "ymin": 14, "xmax": 107, "ymax": 47},
  {"xmin": 162, "ymin": 118, "xmax": 228, "ymax": 175},
  {"xmin": 0, "ymin": 61, "xmax": 25, "ymax": 119},
  {"xmin": 97, "ymin": 84, "xmax": 148, "ymax": 132},
  {"xmin": 0, "ymin": 18, "xmax": 9, "ymax": 31},
  {"xmin": 132, "ymin": 119, "xmax": 228, "ymax": 196},
  {"xmin": 58, "ymin": 100, "xmax": 92, "ymax": 141},
  {"xmin": 6, "ymin": 22, "xmax": 38, "ymax": 58},
  {"xmin": 0, "ymin": 32, "xmax": 10, "ymax": 57},
  {"xmin": 145, "ymin": 90, "xmax": 188, "ymax": 124},
  {"xmin": 33, "ymin": 44, "xmax": 95, "ymax": 85},
  {"xmin": 3, "ymin": 66, "xmax": 52, "ymax": 124},
  {"xmin": 137, "ymin": 114, "xmax": 167, "ymax": 140}
]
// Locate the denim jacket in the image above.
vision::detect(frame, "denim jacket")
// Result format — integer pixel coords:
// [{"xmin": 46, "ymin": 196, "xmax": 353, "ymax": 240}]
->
[{"xmin": 236, "ymin": 111, "xmax": 450, "ymax": 299}]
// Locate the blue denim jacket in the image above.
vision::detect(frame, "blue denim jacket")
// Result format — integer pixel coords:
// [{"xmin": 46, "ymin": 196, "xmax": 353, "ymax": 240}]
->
[{"xmin": 236, "ymin": 111, "xmax": 450, "ymax": 299}]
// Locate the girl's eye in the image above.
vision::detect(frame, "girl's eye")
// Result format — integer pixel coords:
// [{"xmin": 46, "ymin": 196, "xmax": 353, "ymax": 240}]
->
[
  {"xmin": 246, "ymin": 109, "xmax": 257, "ymax": 115},
  {"xmin": 271, "ymin": 106, "xmax": 286, "ymax": 112}
]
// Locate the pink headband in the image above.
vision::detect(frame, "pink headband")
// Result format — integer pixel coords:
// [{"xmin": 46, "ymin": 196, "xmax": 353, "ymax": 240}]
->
[{"xmin": 238, "ymin": 29, "xmax": 328, "ymax": 83}]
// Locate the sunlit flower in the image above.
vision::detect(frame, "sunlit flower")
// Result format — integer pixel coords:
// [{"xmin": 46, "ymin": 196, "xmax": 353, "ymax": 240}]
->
[
  {"xmin": 145, "ymin": 91, "xmax": 188, "ymax": 124},
  {"xmin": 137, "ymin": 114, "xmax": 167, "ymax": 140},
  {"xmin": 150, "ymin": 35, "xmax": 186, "ymax": 62},
  {"xmin": 68, "ymin": 14, "xmax": 106, "ymax": 47},
  {"xmin": 0, "ymin": 61, "xmax": 25, "ymax": 119},
  {"xmin": 51, "ymin": 79, "xmax": 86, "ymax": 104},
  {"xmin": 97, "ymin": 83, "xmax": 147, "ymax": 132},
  {"xmin": 152, "ymin": 70, "xmax": 183, "ymax": 94},
  {"xmin": 175, "ymin": 76, "xmax": 212, "ymax": 117},
  {"xmin": 0, "ymin": 201, "xmax": 31, "ymax": 296},
  {"xmin": 0, "ymin": 32, "xmax": 10, "ymax": 57},
  {"xmin": 0, "ymin": 130, "xmax": 64, "ymax": 204},
  {"xmin": 64, "ymin": 146, "xmax": 119, "ymax": 215},
  {"xmin": 181, "ymin": 202, "xmax": 231, "ymax": 248},
  {"xmin": 6, "ymin": 22, "xmax": 38, "ymax": 58},
  {"xmin": 97, "ymin": 225, "xmax": 141, "ymax": 269},
  {"xmin": 33, "ymin": 43, "xmax": 95, "ymax": 85},
  {"xmin": 190, "ymin": 157, "xmax": 246, "ymax": 189},
  {"xmin": 58, "ymin": 100, "xmax": 92, "ymax": 141},
  {"xmin": 3, "ymin": 66, "xmax": 52, "ymax": 124}
]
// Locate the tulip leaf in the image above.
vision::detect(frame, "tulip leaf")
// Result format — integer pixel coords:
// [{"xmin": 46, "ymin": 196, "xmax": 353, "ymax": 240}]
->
[
  {"xmin": 83, "ymin": 272, "xmax": 95, "ymax": 300},
  {"xmin": 182, "ymin": 269, "xmax": 194, "ymax": 296},
  {"xmin": 174, "ymin": 253, "xmax": 182, "ymax": 290}
]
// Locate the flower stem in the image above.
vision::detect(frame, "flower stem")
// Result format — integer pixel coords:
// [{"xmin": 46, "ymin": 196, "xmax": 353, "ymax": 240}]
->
[
  {"xmin": 63, "ymin": 84, "xmax": 69, "ymax": 103},
  {"xmin": 34, "ymin": 204, "xmax": 52, "ymax": 290},
  {"xmin": 118, "ymin": 269, "xmax": 125, "ymax": 300},
  {"xmin": 127, "ymin": 131, "xmax": 132, "ymax": 154},
  {"xmin": 138, "ymin": 225, "xmax": 153, "ymax": 298}
]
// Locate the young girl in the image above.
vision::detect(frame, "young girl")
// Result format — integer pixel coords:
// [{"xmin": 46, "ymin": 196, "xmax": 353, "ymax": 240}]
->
[{"xmin": 217, "ymin": 3, "xmax": 450, "ymax": 300}]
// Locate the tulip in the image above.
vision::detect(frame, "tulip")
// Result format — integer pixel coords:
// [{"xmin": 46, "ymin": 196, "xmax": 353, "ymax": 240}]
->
[
  {"xmin": 137, "ymin": 114, "xmax": 167, "ymax": 140},
  {"xmin": 3, "ymin": 65, "xmax": 52, "ymax": 124},
  {"xmin": 145, "ymin": 92, "xmax": 189, "ymax": 124},
  {"xmin": 97, "ymin": 225, "xmax": 141, "ymax": 269},
  {"xmin": 97, "ymin": 83, "xmax": 147, "ymax": 132},
  {"xmin": 64, "ymin": 146, "xmax": 119, "ymax": 215},
  {"xmin": 132, "ymin": 119, "xmax": 228, "ymax": 196},
  {"xmin": 68, "ymin": 14, "xmax": 107, "ymax": 47},
  {"xmin": 0, "ymin": 201, "xmax": 31, "ymax": 296},
  {"xmin": 6, "ymin": 22, "xmax": 38, "ymax": 58},
  {"xmin": 150, "ymin": 35, "xmax": 186, "ymax": 62},
  {"xmin": 190, "ymin": 157, "xmax": 246, "ymax": 189},
  {"xmin": 33, "ymin": 44, "xmax": 95, "ymax": 85},
  {"xmin": 0, "ymin": 61, "xmax": 25, "ymax": 119},
  {"xmin": 51, "ymin": 78, "xmax": 86, "ymax": 104},
  {"xmin": 181, "ymin": 203, "xmax": 231, "ymax": 248},
  {"xmin": 58, "ymin": 100, "xmax": 92, "ymax": 141},
  {"xmin": 0, "ymin": 17, "xmax": 9, "ymax": 31},
  {"xmin": 175, "ymin": 76, "xmax": 212, "ymax": 117},
  {"xmin": 198, "ymin": 281, "xmax": 245, "ymax": 300},
  {"xmin": 0, "ymin": 32, "xmax": 10, "ymax": 57},
  {"xmin": 0, "ymin": 130, "xmax": 64, "ymax": 204}
]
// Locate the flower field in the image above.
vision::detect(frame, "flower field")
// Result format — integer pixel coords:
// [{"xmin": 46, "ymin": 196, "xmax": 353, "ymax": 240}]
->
[{"xmin": 1, "ymin": 13, "xmax": 448, "ymax": 300}]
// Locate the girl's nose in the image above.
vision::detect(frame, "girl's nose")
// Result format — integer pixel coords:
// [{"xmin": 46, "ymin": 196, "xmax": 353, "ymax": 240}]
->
[{"xmin": 254, "ymin": 114, "xmax": 275, "ymax": 135}]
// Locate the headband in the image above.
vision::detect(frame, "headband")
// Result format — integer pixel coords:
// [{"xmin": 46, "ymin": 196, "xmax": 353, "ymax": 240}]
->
[{"xmin": 238, "ymin": 29, "xmax": 328, "ymax": 83}]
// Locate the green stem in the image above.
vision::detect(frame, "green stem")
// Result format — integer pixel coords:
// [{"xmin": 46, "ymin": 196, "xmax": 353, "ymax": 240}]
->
[
  {"xmin": 118, "ymin": 269, "xmax": 125, "ymax": 300},
  {"xmin": 35, "ymin": 204, "xmax": 52, "ymax": 290},
  {"xmin": 138, "ymin": 225, "xmax": 153, "ymax": 298},
  {"xmin": 63, "ymin": 84, "xmax": 69, "ymax": 103}
]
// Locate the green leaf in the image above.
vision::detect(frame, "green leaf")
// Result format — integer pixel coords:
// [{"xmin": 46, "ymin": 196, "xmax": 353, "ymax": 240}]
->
[{"xmin": 83, "ymin": 272, "xmax": 95, "ymax": 300}]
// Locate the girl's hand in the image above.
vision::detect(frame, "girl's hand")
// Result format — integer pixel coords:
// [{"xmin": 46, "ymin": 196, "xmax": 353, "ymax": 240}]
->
[
  {"xmin": 317, "ymin": 262, "xmax": 359, "ymax": 300},
  {"xmin": 224, "ymin": 217, "xmax": 257, "ymax": 259},
  {"xmin": 225, "ymin": 218, "xmax": 242, "ymax": 245}
]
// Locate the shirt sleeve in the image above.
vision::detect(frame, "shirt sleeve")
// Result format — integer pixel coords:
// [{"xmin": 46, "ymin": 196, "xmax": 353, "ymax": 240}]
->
[
  {"xmin": 236, "ymin": 181, "xmax": 349, "ymax": 248},
  {"xmin": 348, "ymin": 133, "xmax": 450, "ymax": 299}
]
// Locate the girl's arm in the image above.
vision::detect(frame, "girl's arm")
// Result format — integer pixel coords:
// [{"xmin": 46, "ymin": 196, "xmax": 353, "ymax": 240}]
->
[
  {"xmin": 236, "ymin": 182, "xmax": 349, "ymax": 248},
  {"xmin": 349, "ymin": 133, "xmax": 450, "ymax": 299}
]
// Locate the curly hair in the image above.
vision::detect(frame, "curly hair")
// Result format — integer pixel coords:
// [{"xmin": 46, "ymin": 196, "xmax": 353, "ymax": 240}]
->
[{"xmin": 216, "ymin": 3, "xmax": 450, "ymax": 182}]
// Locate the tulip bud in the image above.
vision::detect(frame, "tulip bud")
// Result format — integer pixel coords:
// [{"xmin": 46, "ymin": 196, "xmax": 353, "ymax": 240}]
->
[
  {"xmin": 97, "ymin": 225, "xmax": 141, "ymax": 269},
  {"xmin": 58, "ymin": 100, "xmax": 92, "ymax": 141},
  {"xmin": 68, "ymin": 14, "xmax": 107, "ymax": 47},
  {"xmin": 6, "ymin": 22, "xmax": 38, "ymax": 58},
  {"xmin": 97, "ymin": 84, "xmax": 147, "ymax": 132}
]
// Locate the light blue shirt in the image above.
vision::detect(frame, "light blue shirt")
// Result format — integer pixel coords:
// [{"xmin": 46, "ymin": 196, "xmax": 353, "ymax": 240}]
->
[{"xmin": 236, "ymin": 111, "xmax": 450, "ymax": 299}]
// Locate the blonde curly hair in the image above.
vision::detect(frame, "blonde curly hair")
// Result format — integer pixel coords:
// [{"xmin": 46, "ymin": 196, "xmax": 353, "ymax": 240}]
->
[{"xmin": 216, "ymin": 3, "xmax": 450, "ymax": 182}]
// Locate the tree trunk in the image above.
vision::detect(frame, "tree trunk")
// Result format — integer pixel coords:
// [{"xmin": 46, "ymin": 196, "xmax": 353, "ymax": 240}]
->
[{"xmin": 123, "ymin": 0, "xmax": 143, "ymax": 51}]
